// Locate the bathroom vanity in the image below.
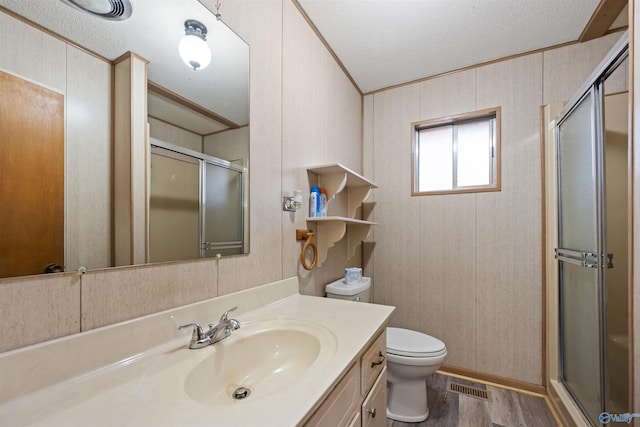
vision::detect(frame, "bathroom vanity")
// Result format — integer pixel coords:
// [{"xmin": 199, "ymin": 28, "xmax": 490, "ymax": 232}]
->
[
  {"xmin": 304, "ymin": 329, "xmax": 387, "ymax": 426},
  {"xmin": 0, "ymin": 277, "xmax": 394, "ymax": 426}
]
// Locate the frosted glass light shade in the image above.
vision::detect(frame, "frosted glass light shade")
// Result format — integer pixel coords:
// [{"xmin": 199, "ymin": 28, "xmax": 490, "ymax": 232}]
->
[{"xmin": 179, "ymin": 35, "xmax": 211, "ymax": 70}]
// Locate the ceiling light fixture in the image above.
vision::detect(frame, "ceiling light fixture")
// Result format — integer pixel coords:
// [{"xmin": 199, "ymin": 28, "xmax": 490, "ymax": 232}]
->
[
  {"xmin": 178, "ymin": 19, "xmax": 211, "ymax": 71},
  {"xmin": 60, "ymin": 0, "xmax": 133, "ymax": 20}
]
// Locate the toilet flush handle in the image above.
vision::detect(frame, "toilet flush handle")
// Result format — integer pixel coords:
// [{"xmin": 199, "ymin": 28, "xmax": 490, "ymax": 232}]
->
[{"xmin": 371, "ymin": 351, "xmax": 385, "ymax": 367}]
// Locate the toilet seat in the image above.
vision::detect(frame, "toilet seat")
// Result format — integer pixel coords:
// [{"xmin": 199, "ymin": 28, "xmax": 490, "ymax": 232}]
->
[{"xmin": 387, "ymin": 327, "xmax": 446, "ymax": 357}]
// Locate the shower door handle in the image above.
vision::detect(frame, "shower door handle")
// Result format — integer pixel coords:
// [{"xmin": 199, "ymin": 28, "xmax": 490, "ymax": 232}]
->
[{"xmin": 555, "ymin": 248, "xmax": 598, "ymax": 268}]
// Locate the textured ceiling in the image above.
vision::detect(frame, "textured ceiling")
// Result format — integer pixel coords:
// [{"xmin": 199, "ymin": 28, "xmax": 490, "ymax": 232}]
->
[
  {"xmin": 1, "ymin": 1, "xmax": 618, "ymax": 103},
  {"xmin": 297, "ymin": 0, "xmax": 603, "ymax": 93},
  {"xmin": 0, "ymin": 0, "xmax": 249, "ymax": 127}
]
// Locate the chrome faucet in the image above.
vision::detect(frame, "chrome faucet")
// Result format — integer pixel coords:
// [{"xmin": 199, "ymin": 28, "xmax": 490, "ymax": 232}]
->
[
  {"xmin": 207, "ymin": 306, "xmax": 241, "ymax": 344},
  {"xmin": 178, "ymin": 307, "xmax": 241, "ymax": 349}
]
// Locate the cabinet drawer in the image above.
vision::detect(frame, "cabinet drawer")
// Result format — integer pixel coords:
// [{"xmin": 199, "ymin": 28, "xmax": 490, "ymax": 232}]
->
[
  {"xmin": 305, "ymin": 361, "xmax": 361, "ymax": 427},
  {"xmin": 362, "ymin": 367, "xmax": 387, "ymax": 427},
  {"xmin": 360, "ymin": 330, "xmax": 386, "ymax": 395}
]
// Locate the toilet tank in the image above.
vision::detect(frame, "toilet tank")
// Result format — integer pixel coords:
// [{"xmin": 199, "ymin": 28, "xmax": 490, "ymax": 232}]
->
[{"xmin": 325, "ymin": 277, "xmax": 371, "ymax": 302}]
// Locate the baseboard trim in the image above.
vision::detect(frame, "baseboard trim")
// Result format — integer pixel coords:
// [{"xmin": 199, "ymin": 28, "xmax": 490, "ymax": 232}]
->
[{"xmin": 438, "ymin": 365, "xmax": 547, "ymax": 397}]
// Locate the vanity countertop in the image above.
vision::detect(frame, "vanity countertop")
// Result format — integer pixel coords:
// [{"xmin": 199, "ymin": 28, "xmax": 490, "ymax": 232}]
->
[{"xmin": 0, "ymin": 277, "xmax": 394, "ymax": 426}]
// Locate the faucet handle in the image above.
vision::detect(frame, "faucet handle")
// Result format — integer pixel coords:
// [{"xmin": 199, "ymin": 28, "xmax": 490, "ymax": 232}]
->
[
  {"xmin": 178, "ymin": 323, "xmax": 205, "ymax": 342},
  {"xmin": 219, "ymin": 306, "xmax": 238, "ymax": 323}
]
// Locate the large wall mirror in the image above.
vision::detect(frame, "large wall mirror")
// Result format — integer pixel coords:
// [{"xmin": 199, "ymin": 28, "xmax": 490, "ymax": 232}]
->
[{"xmin": 0, "ymin": 0, "xmax": 249, "ymax": 279}]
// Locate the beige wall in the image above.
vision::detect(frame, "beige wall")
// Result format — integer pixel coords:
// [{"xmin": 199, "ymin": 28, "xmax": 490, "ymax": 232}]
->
[
  {"xmin": 281, "ymin": 0, "xmax": 363, "ymax": 295},
  {"xmin": 0, "ymin": 0, "xmax": 363, "ymax": 352},
  {"xmin": 204, "ymin": 126, "xmax": 249, "ymax": 163},
  {"xmin": 363, "ymin": 32, "xmax": 625, "ymax": 385},
  {"xmin": 148, "ymin": 117, "xmax": 203, "ymax": 152}
]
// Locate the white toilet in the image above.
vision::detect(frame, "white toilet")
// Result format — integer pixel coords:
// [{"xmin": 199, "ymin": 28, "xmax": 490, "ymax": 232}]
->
[{"xmin": 325, "ymin": 277, "xmax": 447, "ymax": 423}]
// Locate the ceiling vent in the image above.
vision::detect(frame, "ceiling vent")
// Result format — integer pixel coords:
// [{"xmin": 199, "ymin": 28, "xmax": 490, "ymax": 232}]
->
[{"xmin": 60, "ymin": 0, "xmax": 133, "ymax": 21}]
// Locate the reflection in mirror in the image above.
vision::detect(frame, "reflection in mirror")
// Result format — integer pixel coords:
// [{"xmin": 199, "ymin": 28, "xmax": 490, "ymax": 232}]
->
[
  {"xmin": 0, "ymin": 0, "xmax": 249, "ymax": 279},
  {"xmin": 150, "ymin": 139, "xmax": 246, "ymax": 262}
]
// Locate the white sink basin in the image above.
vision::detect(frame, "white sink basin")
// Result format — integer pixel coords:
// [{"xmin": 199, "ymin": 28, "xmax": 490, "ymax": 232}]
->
[
  {"xmin": 185, "ymin": 327, "xmax": 321, "ymax": 405},
  {"xmin": 141, "ymin": 318, "xmax": 337, "ymax": 408}
]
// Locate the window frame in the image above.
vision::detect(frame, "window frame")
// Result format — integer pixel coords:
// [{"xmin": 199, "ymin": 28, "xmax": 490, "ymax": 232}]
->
[{"xmin": 411, "ymin": 107, "xmax": 502, "ymax": 196}]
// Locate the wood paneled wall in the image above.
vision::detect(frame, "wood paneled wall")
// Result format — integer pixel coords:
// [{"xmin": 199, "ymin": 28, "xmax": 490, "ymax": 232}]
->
[
  {"xmin": 148, "ymin": 117, "xmax": 203, "ymax": 152},
  {"xmin": 363, "ymin": 32, "xmax": 624, "ymax": 385},
  {"xmin": 281, "ymin": 0, "xmax": 363, "ymax": 296},
  {"xmin": 65, "ymin": 46, "xmax": 112, "ymax": 272}
]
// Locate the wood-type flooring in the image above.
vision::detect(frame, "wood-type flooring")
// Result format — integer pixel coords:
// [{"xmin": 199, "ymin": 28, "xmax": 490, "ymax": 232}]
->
[{"xmin": 386, "ymin": 373, "xmax": 558, "ymax": 427}]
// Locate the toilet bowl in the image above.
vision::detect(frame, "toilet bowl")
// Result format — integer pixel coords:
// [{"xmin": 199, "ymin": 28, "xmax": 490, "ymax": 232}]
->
[
  {"xmin": 325, "ymin": 278, "xmax": 447, "ymax": 423},
  {"xmin": 386, "ymin": 327, "xmax": 447, "ymax": 422}
]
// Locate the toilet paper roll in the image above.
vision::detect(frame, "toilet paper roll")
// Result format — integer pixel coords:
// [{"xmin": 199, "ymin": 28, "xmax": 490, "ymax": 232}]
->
[{"xmin": 344, "ymin": 267, "xmax": 362, "ymax": 285}]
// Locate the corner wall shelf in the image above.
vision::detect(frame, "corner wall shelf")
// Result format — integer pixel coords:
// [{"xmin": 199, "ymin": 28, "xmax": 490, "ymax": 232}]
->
[{"xmin": 306, "ymin": 164, "xmax": 377, "ymax": 267}]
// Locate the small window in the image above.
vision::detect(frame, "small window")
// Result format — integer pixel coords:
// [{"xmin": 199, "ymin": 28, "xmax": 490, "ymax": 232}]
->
[{"xmin": 412, "ymin": 108, "xmax": 501, "ymax": 195}]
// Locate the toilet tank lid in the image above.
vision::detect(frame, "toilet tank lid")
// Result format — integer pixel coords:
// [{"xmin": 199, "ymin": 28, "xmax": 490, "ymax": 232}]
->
[
  {"xmin": 387, "ymin": 327, "xmax": 446, "ymax": 356},
  {"xmin": 325, "ymin": 277, "xmax": 371, "ymax": 296}
]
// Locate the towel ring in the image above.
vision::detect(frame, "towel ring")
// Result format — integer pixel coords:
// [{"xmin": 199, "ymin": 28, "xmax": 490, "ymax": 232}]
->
[{"xmin": 301, "ymin": 232, "xmax": 318, "ymax": 270}]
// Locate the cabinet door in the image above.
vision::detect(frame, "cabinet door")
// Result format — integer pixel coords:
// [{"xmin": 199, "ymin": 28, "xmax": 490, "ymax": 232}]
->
[
  {"xmin": 361, "ymin": 367, "xmax": 386, "ymax": 427},
  {"xmin": 304, "ymin": 362, "xmax": 360, "ymax": 427},
  {"xmin": 348, "ymin": 411, "xmax": 361, "ymax": 427}
]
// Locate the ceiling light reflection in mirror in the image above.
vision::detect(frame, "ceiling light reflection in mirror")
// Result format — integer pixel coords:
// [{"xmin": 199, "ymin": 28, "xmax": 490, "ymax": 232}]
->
[
  {"xmin": 179, "ymin": 19, "xmax": 212, "ymax": 70},
  {"xmin": 0, "ymin": 0, "xmax": 249, "ymax": 127}
]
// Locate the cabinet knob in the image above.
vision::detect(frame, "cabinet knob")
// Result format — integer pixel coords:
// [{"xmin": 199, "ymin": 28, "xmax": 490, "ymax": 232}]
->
[
  {"xmin": 371, "ymin": 351, "xmax": 385, "ymax": 368},
  {"xmin": 366, "ymin": 408, "xmax": 376, "ymax": 418}
]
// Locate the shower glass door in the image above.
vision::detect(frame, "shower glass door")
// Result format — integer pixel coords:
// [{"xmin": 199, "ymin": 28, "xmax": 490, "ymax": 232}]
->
[
  {"xmin": 554, "ymin": 34, "xmax": 628, "ymax": 426},
  {"xmin": 201, "ymin": 161, "xmax": 244, "ymax": 257},
  {"xmin": 149, "ymin": 146, "xmax": 200, "ymax": 263},
  {"xmin": 149, "ymin": 140, "xmax": 246, "ymax": 261},
  {"xmin": 556, "ymin": 88, "xmax": 604, "ymax": 426}
]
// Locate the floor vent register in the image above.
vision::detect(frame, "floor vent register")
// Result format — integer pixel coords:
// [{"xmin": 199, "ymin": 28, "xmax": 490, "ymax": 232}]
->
[{"xmin": 446, "ymin": 381, "xmax": 492, "ymax": 401}]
